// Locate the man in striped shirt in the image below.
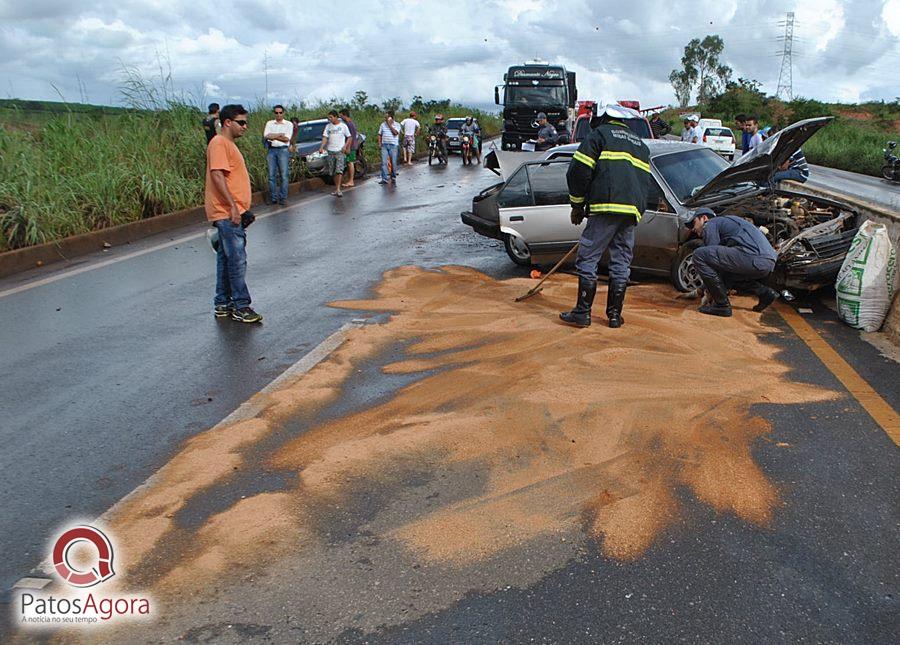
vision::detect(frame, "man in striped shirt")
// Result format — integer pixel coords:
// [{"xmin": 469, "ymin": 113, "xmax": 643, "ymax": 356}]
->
[{"xmin": 772, "ymin": 149, "xmax": 809, "ymax": 184}]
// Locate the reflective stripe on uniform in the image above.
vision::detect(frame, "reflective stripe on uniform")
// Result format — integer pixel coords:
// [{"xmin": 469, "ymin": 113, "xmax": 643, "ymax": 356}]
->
[
  {"xmin": 598, "ymin": 151, "xmax": 651, "ymax": 173},
  {"xmin": 573, "ymin": 151, "xmax": 596, "ymax": 168},
  {"xmin": 588, "ymin": 202, "xmax": 642, "ymax": 221},
  {"xmin": 569, "ymin": 195, "xmax": 585, "ymax": 204}
]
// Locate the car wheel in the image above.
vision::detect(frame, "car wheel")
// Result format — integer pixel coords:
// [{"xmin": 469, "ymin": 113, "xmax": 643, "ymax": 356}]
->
[
  {"xmin": 671, "ymin": 239, "xmax": 704, "ymax": 292},
  {"xmin": 503, "ymin": 234, "xmax": 532, "ymax": 266}
]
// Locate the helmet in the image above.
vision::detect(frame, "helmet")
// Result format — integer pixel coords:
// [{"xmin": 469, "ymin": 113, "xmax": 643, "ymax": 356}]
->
[
  {"xmin": 465, "ymin": 116, "xmax": 473, "ymax": 123},
  {"xmin": 434, "ymin": 114, "xmax": 444, "ymax": 121},
  {"xmin": 596, "ymin": 104, "xmax": 639, "ymax": 122}
]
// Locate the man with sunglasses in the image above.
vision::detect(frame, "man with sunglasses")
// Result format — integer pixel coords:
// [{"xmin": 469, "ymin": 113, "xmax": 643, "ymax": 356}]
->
[
  {"xmin": 205, "ymin": 105, "xmax": 262, "ymax": 324},
  {"xmin": 263, "ymin": 105, "xmax": 293, "ymax": 206}
]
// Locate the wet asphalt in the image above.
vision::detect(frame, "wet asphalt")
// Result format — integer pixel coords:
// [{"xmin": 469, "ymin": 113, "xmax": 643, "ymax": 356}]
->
[
  {"xmin": 1, "ymin": 154, "xmax": 898, "ymax": 642},
  {"xmin": 806, "ymin": 164, "xmax": 899, "ymax": 211}
]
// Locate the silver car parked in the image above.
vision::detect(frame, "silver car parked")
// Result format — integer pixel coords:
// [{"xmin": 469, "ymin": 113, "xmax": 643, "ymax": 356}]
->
[{"xmin": 461, "ymin": 117, "xmax": 859, "ymax": 291}]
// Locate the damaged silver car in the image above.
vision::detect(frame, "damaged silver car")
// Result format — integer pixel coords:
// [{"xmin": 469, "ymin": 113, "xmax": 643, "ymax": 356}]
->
[{"xmin": 461, "ymin": 117, "xmax": 860, "ymax": 291}]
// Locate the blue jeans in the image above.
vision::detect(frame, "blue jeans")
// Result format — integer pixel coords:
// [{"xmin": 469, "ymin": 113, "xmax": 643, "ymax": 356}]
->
[
  {"xmin": 772, "ymin": 168, "xmax": 807, "ymax": 184},
  {"xmin": 381, "ymin": 143, "xmax": 398, "ymax": 181},
  {"xmin": 267, "ymin": 146, "xmax": 290, "ymax": 202},
  {"xmin": 692, "ymin": 245, "xmax": 775, "ymax": 287},
  {"xmin": 214, "ymin": 220, "xmax": 251, "ymax": 309}
]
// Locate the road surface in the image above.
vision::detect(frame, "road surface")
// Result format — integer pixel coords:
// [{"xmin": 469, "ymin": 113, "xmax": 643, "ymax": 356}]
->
[
  {"xmin": 1, "ymin": 158, "xmax": 897, "ymax": 643},
  {"xmin": 806, "ymin": 164, "xmax": 899, "ymax": 211}
]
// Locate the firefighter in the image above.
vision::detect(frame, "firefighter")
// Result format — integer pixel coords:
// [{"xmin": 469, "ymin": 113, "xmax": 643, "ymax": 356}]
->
[
  {"xmin": 684, "ymin": 208, "xmax": 779, "ymax": 317},
  {"xmin": 560, "ymin": 104, "xmax": 651, "ymax": 329}
]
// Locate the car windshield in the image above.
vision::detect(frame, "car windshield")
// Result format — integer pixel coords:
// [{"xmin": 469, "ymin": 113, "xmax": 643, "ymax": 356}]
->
[
  {"xmin": 296, "ymin": 122, "xmax": 326, "ymax": 142},
  {"xmin": 705, "ymin": 128, "xmax": 733, "ymax": 138},
  {"xmin": 653, "ymin": 148, "xmax": 731, "ymax": 203},
  {"xmin": 506, "ymin": 85, "xmax": 567, "ymax": 106},
  {"xmin": 446, "ymin": 119, "xmax": 465, "ymax": 130}
]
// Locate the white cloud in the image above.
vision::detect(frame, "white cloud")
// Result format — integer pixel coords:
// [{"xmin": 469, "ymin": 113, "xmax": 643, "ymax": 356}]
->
[{"xmin": 1, "ymin": 0, "xmax": 898, "ymax": 108}]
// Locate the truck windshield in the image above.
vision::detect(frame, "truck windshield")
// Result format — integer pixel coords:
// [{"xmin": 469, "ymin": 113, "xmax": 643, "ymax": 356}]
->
[
  {"xmin": 506, "ymin": 85, "xmax": 567, "ymax": 106},
  {"xmin": 653, "ymin": 148, "xmax": 730, "ymax": 203}
]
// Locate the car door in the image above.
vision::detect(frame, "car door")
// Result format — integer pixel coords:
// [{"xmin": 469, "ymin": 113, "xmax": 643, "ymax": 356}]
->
[
  {"xmin": 498, "ymin": 160, "xmax": 582, "ymax": 250},
  {"xmin": 632, "ymin": 175, "xmax": 680, "ymax": 272}
]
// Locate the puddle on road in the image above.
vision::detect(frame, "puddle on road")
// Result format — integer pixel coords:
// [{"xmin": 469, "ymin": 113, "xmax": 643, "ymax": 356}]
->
[{"xmin": 96, "ymin": 265, "xmax": 837, "ymax": 622}]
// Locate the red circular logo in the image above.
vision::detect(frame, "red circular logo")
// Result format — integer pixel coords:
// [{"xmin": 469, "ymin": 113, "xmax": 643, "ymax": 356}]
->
[{"xmin": 52, "ymin": 525, "xmax": 115, "ymax": 587}]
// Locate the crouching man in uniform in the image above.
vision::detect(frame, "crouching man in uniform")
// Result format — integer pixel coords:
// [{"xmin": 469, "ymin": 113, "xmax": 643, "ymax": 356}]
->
[
  {"xmin": 559, "ymin": 105, "xmax": 651, "ymax": 329},
  {"xmin": 685, "ymin": 207, "xmax": 779, "ymax": 317}
]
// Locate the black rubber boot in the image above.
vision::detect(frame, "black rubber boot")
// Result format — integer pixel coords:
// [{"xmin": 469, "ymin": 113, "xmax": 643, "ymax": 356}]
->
[
  {"xmin": 750, "ymin": 282, "xmax": 779, "ymax": 312},
  {"xmin": 559, "ymin": 277, "xmax": 597, "ymax": 327},
  {"xmin": 698, "ymin": 273, "xmax": 733, "ymax": 317},
  {"xmin": 606, "ymin": 281, "xmax": 627, "ymax": 328}
]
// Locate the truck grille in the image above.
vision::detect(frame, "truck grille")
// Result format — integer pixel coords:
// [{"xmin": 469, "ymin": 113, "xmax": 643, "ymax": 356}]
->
[{"xmin": 510, "ymin": 115, "xmax": 539, "ymax": 133}]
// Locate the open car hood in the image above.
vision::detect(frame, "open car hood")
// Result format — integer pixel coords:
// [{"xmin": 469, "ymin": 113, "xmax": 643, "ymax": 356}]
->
[
  {"xmin": 484, "ymin": 148, "xmax": 549, "ymax": 180},
  {"xmin": 683, "ymin": 117, "xmax": 832, "ymax": 206}
]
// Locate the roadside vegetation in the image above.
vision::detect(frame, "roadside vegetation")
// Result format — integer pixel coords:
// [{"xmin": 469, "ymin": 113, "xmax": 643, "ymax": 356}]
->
[
  {"xmin": 0, "ymin": 96, "xmax": 499, "ymax": 251},
  {"xmin": 666, "ymin": 35, "xmax": 899, "ymax": 178}
]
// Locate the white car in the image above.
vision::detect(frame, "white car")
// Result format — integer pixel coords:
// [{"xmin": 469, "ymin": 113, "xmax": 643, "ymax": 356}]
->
[{"xmin": 701, "ymin": 126, "xmax": 736, "ymax": 160}]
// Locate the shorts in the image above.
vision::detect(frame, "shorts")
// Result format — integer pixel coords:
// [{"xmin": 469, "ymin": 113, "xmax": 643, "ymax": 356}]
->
[
  {"xmin": 324, "ymin": 151, "xmax": 346, "ymax": 175},
  {"xmin": 346, "ymin": 149, "xmax": 357, "ymax": 163},
  {"xmin": 403, "ymin": 135, "xmax": 416, "ymax": 153}
]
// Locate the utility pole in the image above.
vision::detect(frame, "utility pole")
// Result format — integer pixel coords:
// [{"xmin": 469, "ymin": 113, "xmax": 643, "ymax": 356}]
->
[
  {"xmin": 264, "ymin": 49, "xmax": 269, "ymax": 103},
  {"xmin": 776, "ymin": 12, "xmax": 795, "ymax": 101}
]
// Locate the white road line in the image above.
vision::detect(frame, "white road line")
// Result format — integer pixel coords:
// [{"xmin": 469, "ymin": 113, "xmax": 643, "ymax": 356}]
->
[
  {"xmin": 13, "ymin": 320, "xmax": 365, "ymax": 587},
  {"xmin": 0, "ymin": 184, "xmax": 367, "ymax": 300}
]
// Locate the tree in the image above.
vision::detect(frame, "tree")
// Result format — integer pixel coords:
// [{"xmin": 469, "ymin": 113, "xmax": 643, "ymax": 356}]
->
[
  {"xmin": 381, "ymin": 97, "xmax": 403, "ymax": 112},
  {"xmin": 670, "ymin": 35, "xmax": 732, "ymax": 106},
  {"xmin": 669, "ymin": 70, "xmax": 693, "ymax": 108},
  {"xmin": 351, "ymin": 90, "xmax": 368, "ymax": 110},
  {"xmin": 410, "ymin": 95, "xmax": 425, "ymax": 112}
]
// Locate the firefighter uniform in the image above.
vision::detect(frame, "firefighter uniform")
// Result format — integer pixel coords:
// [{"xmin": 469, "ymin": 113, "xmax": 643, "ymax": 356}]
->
[{"xmin": 560, "ymin": 112, "xmax": 651, "ymax": 329}]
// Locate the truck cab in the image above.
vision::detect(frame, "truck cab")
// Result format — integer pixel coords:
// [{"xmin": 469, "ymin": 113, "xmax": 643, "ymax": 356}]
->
[{"xmin": 495, "ymin": 60, "xmax": 577, "ymax": 150}]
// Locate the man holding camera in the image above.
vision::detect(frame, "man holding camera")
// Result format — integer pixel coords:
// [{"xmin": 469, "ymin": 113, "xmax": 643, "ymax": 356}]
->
[{"xmin": 205, "ymin": 104, "xmax": 262, "ymax": 323}]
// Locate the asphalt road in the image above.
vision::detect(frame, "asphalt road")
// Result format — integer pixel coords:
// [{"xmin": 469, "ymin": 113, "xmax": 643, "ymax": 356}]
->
[
  {"xmin": 2, "ymin": 157, "xmax": 898, "ymax": 642},
  {"xmin": 806, "ymin": 164, "xmax": 899, "ymax": 211}
]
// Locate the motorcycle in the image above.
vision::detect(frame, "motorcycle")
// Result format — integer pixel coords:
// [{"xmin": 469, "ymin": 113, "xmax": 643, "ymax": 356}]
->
[
  {"xmin": 882, "ymin": 141, "xmax": 899, "ymax": 181},
  {"xmin": 461, "ymin": 135, "xmax": 473, "ymax": 165},
  {"xmin": 428, "ymin": 135, "xmax": 447, "ymax": 165}
]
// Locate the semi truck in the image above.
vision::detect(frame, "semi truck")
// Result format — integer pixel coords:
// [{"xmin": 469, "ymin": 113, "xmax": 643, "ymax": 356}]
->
[{"xmin": 494, "ymin": 60, "xmax": 577, "ymax": 150}]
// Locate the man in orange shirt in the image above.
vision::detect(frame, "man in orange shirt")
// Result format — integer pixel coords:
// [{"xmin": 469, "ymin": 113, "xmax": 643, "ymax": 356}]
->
[{"xmin": 206, "ymin": 104, "xmax": 262, "ymax": 323}]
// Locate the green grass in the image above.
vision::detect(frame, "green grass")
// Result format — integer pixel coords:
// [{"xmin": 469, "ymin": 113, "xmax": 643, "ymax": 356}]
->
[
  {"xmin": 659, "ymin": 99, "xmax": 898, "ymax": 177},
  {"xmin": 0, "ymin": 101, "xmax": 500, "ymax": 251}
]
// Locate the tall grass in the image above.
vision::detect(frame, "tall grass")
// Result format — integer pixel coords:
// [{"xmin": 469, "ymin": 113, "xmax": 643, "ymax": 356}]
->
[{"xmin": 0, "ymin": 102, "xmax": 500, "ymax": 252}]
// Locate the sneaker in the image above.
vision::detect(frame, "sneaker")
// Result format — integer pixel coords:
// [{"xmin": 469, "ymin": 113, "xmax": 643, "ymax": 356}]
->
[
  {"xmin": 232, "ymin": 307, "xmax": 263, "ymax": 323},
  {"xmin": 278, "ymin": 199, "xmax": 286, "ymax": 206},
  {"xmin": 377, "ymin": 179, "xmax": 388, "ymax": 185},
  {"xmin": 214, "ymin": 304, "xmax": 235, "ymax": 318}
]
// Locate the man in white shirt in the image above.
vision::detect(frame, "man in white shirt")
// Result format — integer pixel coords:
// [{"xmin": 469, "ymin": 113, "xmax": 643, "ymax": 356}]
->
[
  {"xmin": 399, "ymin": 111, "xmax": 420, "ymax": 165},
  {"xmin": 319, "ymin": 110, "xmax": 352, "ymax": 197},
  {"xmin": 377, "ymin": 110, "xmax": 401, "ymax": 185},
  {"xmin": 680, "ymin": 116, "xmax": 693, "ymax": 142},
  {"xmin": 263, "ymin": 105, "xmax": 293, "ymax": 205},
  {"xmin": 689, "ymin": 116, "xmax": 703, "ymax": 144}
]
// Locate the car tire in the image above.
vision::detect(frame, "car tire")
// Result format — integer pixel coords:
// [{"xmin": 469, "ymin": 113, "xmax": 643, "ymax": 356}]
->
[
  {"xmin": 671, "ymin": 239, "xmax": 704, "ymax": 292},
  {"xmin": 503, "ymin": 234, "xmax": 532, "ymax": 266}
]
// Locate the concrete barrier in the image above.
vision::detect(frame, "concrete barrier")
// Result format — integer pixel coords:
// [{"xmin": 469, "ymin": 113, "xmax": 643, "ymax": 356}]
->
[
  {"xmin": 786, "ymin": 180, "xmax": 900, "ymax": 336},
  {"xmin": 0, "ymin": 178, "xmax": 324, "ymax": 279}
]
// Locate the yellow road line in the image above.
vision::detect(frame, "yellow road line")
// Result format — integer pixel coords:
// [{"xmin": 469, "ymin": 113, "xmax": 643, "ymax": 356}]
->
[{"xmin": 776, "ymin": 302, "xmax": 900, "ymax": 445}]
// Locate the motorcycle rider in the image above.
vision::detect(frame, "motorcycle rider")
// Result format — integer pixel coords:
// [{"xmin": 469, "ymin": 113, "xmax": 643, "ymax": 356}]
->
[
  {"xmin": 428, "ymin": 114, "xmax": 449, "ymax": 163},
  {"xmin": 535, "ymin": 112, "xmax": 558, "ymax": 151},
  {"xmin": 560, "ymin": 104, "xmax": 651, "ymax": 329},
  {"xmin": 458, "ymin": 116, "xmax": 481, "ymax": 163}
]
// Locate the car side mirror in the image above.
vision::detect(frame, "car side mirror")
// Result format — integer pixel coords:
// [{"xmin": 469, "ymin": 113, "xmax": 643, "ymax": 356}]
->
[{"xmin": 494, "ymin": 87, "xmax": 500, "ymax": 105}]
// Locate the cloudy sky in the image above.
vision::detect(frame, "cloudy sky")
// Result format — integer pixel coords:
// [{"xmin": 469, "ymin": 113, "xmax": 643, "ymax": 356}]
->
[{"xmin": 2, "ymin": 0, "xmax": 899, "ymax": 110}]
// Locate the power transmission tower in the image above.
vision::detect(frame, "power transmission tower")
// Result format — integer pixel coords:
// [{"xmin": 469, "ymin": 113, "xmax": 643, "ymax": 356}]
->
[{"xmin": 776, "ymin": 12, "xmax": 795, "ymax": 101}]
